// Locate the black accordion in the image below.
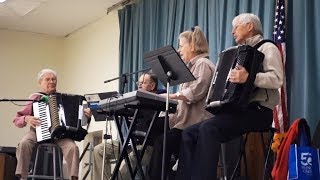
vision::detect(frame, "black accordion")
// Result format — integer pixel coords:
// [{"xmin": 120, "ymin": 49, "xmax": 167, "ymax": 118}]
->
[
  {"xmin": 33, "ymin": 93, "xmax": 88, "ymax": 142},
  {"xmin": 205, "ymin": 45, "xmax": 264, "ymax": 114}
]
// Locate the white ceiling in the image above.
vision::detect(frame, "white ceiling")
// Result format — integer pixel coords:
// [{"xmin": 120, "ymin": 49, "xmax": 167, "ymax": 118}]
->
[{"xmin": 0, "ymin": 0, "xmax": 124, "ymax": 37}]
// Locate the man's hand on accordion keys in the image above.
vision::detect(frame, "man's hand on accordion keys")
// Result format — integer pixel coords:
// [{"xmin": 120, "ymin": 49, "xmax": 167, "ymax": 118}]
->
[
  {"xmin": 24, "ymin": 115, "xmax": 41, "ymax": 128},
  {"xmin": 83, "ymin": 108, "xmax": 92, "ymax": 118},
  {"xmin": 229, "ymin": 65, "xmax": 249, "ymax": 84}
]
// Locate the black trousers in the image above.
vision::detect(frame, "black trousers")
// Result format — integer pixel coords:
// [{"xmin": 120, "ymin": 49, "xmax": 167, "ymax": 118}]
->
[
  {"xmin": 175, "ymin": 103, "xmax": 273, "ymax": 180},
  {"xmin": 149, "ymin": 128, "xmax": 183, "ymax": 180}
]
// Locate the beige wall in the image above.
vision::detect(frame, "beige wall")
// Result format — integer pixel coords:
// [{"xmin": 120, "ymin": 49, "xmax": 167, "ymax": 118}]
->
[
  {"xmin": 0, "ymin": 12, "xmax": 119, "ymax": 156},
  {"xmin": 0, "ymin": 29, "xmax": 64, "ymax": 146},
  {"xmin": 62, "ymin": 13, "xmax": 120, "ymax": 178},
  {"xmin": 62, "ymin": 13, "xmax": 119, "ymax": 94}
]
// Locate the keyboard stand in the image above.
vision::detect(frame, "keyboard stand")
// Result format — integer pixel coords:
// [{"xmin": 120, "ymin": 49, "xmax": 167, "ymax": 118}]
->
[
  {"xmin": 110, "ymin": 106, "xmax": 160, "ymax": 180},
  {"xmin": 132, "ymin": 111, "xmax": 159, "ymax": 177}
]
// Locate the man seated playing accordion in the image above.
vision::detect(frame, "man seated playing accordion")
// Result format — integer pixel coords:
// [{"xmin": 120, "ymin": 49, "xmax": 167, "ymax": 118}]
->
[{"xmin": 13, "ymin": 68, "xmax": 92, "ymax": 180}]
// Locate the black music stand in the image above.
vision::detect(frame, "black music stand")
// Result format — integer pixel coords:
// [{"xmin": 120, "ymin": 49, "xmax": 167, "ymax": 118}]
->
[{"xmin": 144, "ymin": 45, "xmax": 196, "ymax": 180}]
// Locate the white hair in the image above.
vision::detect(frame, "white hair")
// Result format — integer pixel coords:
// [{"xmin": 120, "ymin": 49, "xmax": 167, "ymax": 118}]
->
[
  {"xmin": 232, "ymin": 13, "xmax": 263, "ymax": 35},
  {"xmin": 37, "ymin": 69, "xmax": 57, "ymax": 81}
]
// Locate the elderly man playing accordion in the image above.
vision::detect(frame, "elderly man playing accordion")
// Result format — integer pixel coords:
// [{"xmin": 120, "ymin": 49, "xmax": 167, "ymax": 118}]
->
[{"xmin": 13, "ymin": 69, "xmax": 92, "ymax": 180}]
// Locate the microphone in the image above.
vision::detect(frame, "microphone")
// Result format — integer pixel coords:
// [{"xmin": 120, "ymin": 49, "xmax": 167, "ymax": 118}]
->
[{"xmin": 39, "ymin": 95, "xmax": 49, "ymax": 103}]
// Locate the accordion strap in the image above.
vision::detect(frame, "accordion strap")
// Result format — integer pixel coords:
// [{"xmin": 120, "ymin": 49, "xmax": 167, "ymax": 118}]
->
[
  {"xmin": 37, "ymin": 92, "xmax": 48, "ymax": 96},
  {"xmin": 253, "ymin": 39, "xmax": 277, "ymax": 49}
]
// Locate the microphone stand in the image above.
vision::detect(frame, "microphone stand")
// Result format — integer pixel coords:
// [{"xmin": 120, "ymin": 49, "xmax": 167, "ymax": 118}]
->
[
  {"xmin": 120, "ymin": 74, "xmax": 127, "ymax": 95},
  {"xmin": 0, "ymin": 98, "xmax": 38, "ymax": 102},
  {"xmin": 103, "ymin": 68, "xmax": 151, "ymax": 83}
]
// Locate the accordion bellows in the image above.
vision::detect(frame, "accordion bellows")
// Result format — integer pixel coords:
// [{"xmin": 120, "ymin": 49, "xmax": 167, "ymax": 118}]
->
[{"xmin": 205, "ymin": 45, "xmax": 264, "ymax": 114}]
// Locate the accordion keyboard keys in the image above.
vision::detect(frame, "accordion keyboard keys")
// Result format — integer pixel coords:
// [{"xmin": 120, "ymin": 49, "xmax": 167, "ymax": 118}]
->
[{"xmin": 33, "ymin": 102, "xmax": 52, "ymax": 142}]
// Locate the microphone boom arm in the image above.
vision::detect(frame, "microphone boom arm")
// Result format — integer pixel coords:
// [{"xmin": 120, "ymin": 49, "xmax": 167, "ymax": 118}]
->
[
  {"xmin": 0, "ymin": 96, "xmax": 49, "ymax": 103},
  {"xmin": 103, "ymin": 68, "xmax": 152, "ymax": 83},
  {"xmin": 0, "ymin": 98, "xmax": 38, "ymax": 102}
]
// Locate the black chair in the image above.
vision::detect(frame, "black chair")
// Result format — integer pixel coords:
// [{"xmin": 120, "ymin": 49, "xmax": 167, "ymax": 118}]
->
[
  {"xmin": 28, "ymin": 143, "xmax": 64, "ymax": 180},
  {"xmin": 227, "ymin": 127, "xmax": 276, "ymax": 180}
]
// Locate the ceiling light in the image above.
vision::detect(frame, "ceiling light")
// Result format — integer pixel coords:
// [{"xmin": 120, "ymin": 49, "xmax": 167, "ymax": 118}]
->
[{"xmin": 0, "ymin": 0, "xmax": 7, "ymax": 3}]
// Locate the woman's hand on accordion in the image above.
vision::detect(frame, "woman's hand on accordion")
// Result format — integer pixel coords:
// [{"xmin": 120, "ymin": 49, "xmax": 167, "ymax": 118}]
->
[
  {"xmin": 24, "ymin": 115, "xmax": 41, "ymax": 128},
  {"xmin": 229, "ymin": 65, "xmax": 249, "ymax": 84}
]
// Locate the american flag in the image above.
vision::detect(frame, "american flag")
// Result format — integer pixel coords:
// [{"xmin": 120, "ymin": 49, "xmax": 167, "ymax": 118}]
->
[{"xmin": 272, "ymin": 0, "xmax": 289, "ymax": 133}]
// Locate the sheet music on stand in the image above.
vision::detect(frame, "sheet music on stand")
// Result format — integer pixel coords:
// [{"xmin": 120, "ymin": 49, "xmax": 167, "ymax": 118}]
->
[
  {"xmin": 144, "ymin": 45, "xmax": 195, "ymax": 86},
  {"xmin": 144, "ymin": 45, "xmax": 195, "ymax": 180}
]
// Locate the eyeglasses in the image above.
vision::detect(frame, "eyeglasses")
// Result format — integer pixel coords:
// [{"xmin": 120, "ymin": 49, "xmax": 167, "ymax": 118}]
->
[
  {"xmin": 43, "ymin": 78, "xmax": 57, "ymax": 83},
  {"xmin": 232, "ymin": 22, "xmax": 250, "ymax": 31}
]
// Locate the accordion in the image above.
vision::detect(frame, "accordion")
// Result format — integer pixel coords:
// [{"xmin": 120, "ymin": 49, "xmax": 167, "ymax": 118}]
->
[
  {"xmin": 33, "ymin": 93, "xmax": 88, "ymax": 142},
  {"xmin": 205, "ymin": 45, "xmax": 264, "ymax": 114}
]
